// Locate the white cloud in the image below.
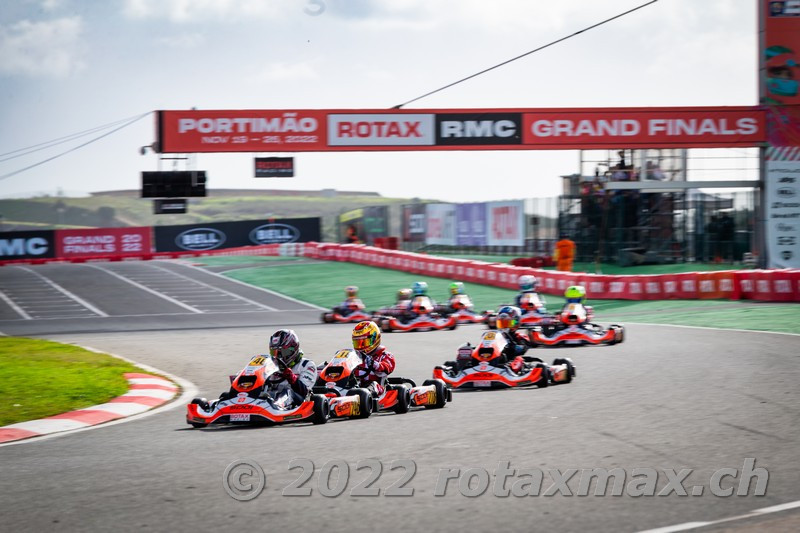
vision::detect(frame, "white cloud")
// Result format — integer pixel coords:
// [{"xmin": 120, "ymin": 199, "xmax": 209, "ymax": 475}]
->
[
  {"xmin": 122, "ymin": 0, "xmax": 293, "ymax": 22},
  {"xmin": 253, "ymin": 61, "xmax": 318, "ymax": 82},
  {"xmin": 0, "ymin": 16, "xmax": 85, "ymax": 78},
  {"xmin": 156, "ymin": 33, "xmax": 205, "ymax": 49}
]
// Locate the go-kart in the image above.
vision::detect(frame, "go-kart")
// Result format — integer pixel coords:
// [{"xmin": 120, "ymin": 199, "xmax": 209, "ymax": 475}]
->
[
  {"xmin": 484, "ymin": 293, "xmax": 554, "ymax": 329},
  {"xmin": 313, "ymin": 348, "xmax": 451, "ymax": 418},
  {"xmin": 529, "ymin": 303, "xmax": 624, "ymax": 347},
  {"xmin": 432, "ymin": 330, "xmax": 576, "ymax": 389},
  {"xmin": 321, "ymin": 301, "xmax": 374, "ymax": 324},
  {"xmin": 436, "ymin": 294, "xmax": 491, "ymax": 324},
  {"xmin": 321, "ymin": 308, "xmax": 375, "ymax": 324},
  {"xmin": 376, "ymin": 312, "xmax": 459, "ymax": 332},
  {"xmin": 186, "ymin": 355, "xmax": 329, "ymax": 427}
]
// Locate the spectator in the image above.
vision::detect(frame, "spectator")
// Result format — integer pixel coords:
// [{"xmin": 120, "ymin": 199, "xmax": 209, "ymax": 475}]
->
[{"xmin": 718, "ymin": 212, "xmax": 735, "ymax": 262}]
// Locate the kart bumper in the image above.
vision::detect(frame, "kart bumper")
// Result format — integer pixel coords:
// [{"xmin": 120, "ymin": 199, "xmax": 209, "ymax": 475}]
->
[{"xmin": 186, "ymin": 398, "xmax": 314, "ymax": 426}]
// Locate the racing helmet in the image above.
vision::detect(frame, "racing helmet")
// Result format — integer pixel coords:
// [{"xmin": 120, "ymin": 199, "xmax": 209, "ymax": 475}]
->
[
  {"xmin": 269, "ymin": 329, "xmax": 301, "ymax": 367},
  {"xmin": 397, "ymin": 288, "xmax": 412, "ymax": 302},
  {"xmin": 518, "ymin": 275, "xmax": 538, "ymax": 291},
  {"xmin": 495, "ymin": 305, "xmax": 521, "ymax": 332},
  {"xmin": 345, "ymin": 285, "xmax": 359, "ymax": 298},
  {"xmin": 352, "ymin": 321, "xmax": 381, "ymax": 353},
  {"xmin": 412, "ymin": 281, "xmax": 428, "ymax": 296},
  {"xmin": 564, "ymin": 285, "xmax": 586, "ymax": 303},
  {"xmin": 449, "ymin": 282, "xmax": 464, "ymax": 295}
]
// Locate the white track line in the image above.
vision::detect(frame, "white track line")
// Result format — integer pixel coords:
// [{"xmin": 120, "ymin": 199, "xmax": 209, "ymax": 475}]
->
[
  {"xmin": 16, "ymin": 266, "xmax": 108, "ymax": 317},
  {"xmin": 86, "ymin": 264, "xmax": 204, "ymax": 314},
  {"xmin": 639, "ymin": 499, "xmax": 800, "ymax": 532},
  {"xmin": 0, "ymin": 290, "xmax": 31, "ymax": 319},
  {"xmin": 148, "ymin": 263, "xmax": 278, "ymax": 311},
  {"xmin": 622, "ymin": 321, "xmax": 800, "ymax": 337},
  {"xmin": 177, "ymin": 261, "xmax": 327, "ymax": 310},
  {"xmin": 0, "ymin": 345, "xmax": 198, "ymax": 448}
]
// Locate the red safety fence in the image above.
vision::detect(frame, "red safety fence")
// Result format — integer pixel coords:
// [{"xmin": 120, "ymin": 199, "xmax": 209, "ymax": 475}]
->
[
  {"xmin": 300, "ymin": 243, "xmax": 800, "ymax": 302},
  {"xmin": 3, "ymin": 239, "xmax": 798, "ymax": 302}
]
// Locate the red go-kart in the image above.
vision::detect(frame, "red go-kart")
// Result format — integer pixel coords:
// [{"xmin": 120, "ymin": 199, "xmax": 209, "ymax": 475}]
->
[
  {"xmin": 313, "ymin": 349, "xmax": 451, "ymax": 418},
  {"xmin": 186, "ymin": 355, "xmax": 329, "ymax": 428},
  {"xmin": 432, "ymin": 330, "xmax": 575, "ymax": 389},
  {"xmin": 436, "ymin": 294, "xmax": 491, "ymax": 324},
  {"xmin": 484, "ymin": 293, "xmax": 554, "ymax": 329},
  {"xmin": 529, "ymin": 303, "xmax": 624, "ymax": 347}
]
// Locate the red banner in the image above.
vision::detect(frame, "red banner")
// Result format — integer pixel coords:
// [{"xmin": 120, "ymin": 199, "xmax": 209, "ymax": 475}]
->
[
  {"xmin": 157, "ymin": 106, "xmax": 766, "ymax": 153},
  {"xmin": 55, "ymin": 227, "xmax": 151, "ymax": 258},
  {"xmin": 522, "ymin": 108, "xmax": 764, "ymax": 148}
]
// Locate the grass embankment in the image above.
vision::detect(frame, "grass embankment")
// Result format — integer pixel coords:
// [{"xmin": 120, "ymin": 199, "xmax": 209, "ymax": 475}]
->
[
  {"xmin": 223, "ymin": 259, "xmax": 800, "ymax": 335},
  {"xmin": 0, "ymin": 338, "xmax": 144, "ymax": 426}
]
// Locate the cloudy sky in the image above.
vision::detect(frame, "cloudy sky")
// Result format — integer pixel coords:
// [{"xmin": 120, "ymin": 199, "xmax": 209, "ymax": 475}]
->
[{"xmin": 0, "ymin": 0, "xmax": 757, "ymax": 202}]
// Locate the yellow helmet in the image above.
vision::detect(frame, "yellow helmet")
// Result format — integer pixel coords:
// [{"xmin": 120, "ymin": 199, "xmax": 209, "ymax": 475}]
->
[{"xmin": 352, "ymin": 321, "xmax": 381, "ymax": 353}]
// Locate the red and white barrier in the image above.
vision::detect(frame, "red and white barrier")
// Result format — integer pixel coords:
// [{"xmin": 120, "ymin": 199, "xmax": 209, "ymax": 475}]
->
[{"xmin": 297, "ymin": 243, "xmax": 800, "ymax": 303}]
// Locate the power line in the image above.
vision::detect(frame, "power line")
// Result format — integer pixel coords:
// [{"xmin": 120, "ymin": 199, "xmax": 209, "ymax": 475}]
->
[
  {"xmin": 0, "ymin": 111, "xmax": 152, "ymax": 182},
  {"xmin": 392, "ymin": 0, "xmax": 659, "ymax": 109},
  {"xmin": 0, "ymin": 112, "xmax": 151, "ymax": 161}
]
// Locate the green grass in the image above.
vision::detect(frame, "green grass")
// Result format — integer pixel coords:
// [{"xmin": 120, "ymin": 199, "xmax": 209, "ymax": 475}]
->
[
  {"xmin": 191, "ymin": 255, "xmax": 307, "ymax": 266},
  {"xmin": 0, "ymin": 338, "xmax": 147, "ymax": 426},
  {"xmin": 435, "ymin": 254, "xmax": 745, "ymax": 275},
  {"xmin": 224, "ymin": 259, "xmax": 800, "ymax": 334}
]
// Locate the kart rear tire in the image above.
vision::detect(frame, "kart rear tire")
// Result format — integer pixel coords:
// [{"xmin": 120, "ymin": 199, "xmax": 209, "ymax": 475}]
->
[
  {"xmin": 346, "ymin": 388, "xmax": 373, "ymax": 418},
  {"xmin": 380, "ymin": 319, "xmax": 392, "ymax": 333},
  {"xmin": 536, "ymin": 364, "xmax": 551, "ymax": 388},
  {"xmin": 393, "ymin": 384, "xmax": 411, "ymax": 414},
  {"xmin": 613, "ymin": 325, "xmax": 625, "ymax": 344},
  {"xmin": 311, "ymin": 394, "xmax": 330, "ymax": 424},
  {"xmin": 191, "ymin": 397, "xmax": 210, "ymax": 410},
  {"xmin": 552, "ymin": 358, "xmax": 575, "ymax": 383},
  {"xmin": 422, "ymin": 379, "xmax": 448, "ymax": 409},
  {"xmin": 321, "ymin": 312, "xmax": 332, "ymax": 324}
]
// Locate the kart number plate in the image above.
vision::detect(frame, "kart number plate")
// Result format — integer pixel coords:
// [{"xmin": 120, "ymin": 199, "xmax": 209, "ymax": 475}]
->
[
  {"xmin": 473, "ymin": 380, "xmax": 492, "ymax": 387},
  {"xmin": 230, "ymin": 414, "xmax": 250, "ymax": 422}
]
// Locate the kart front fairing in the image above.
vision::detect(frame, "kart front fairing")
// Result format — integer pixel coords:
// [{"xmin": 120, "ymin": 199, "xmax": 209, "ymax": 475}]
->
[
  {"xmin": 381, "ymin": 313, "xmax": 458, "ymax": 332},
  {"xmin": 531, "ymin": 323, "xmax": 619, "ymax": 346},
  {"xmin": 433, "ymin": 360, "xmax": 546, "ymax": 389}
]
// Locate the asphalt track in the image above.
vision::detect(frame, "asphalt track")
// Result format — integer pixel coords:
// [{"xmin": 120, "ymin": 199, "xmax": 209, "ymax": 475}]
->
[{"xmin": 0, "ymin": 261, "xmax": 799, "ymax": 533}]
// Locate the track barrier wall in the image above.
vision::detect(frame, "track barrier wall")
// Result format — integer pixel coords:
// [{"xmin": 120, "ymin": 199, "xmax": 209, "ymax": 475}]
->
[{"xmin": 2, "ymin": 235, "xmax": 797, "ymax": 302}]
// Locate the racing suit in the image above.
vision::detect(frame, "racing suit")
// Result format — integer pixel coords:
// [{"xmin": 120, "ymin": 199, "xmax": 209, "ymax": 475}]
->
[
  {"xmin": 559, "ymin": 300, "xmax": 594, "ymax": 325},
  {"xmin": 353, "ymin": 346, "xmax": 396, "ymax": 397},
  {"xmin": 263, "ymin": 354, "xmax": 317, "ymax": 408},
  {"xmin": 514, "ymin": 290, "xmax": 547, "ymax": 314},
  {"xmin": 500, "ymin": 330, "xmax": 533, "ymax": 372},
  {"xmin": 404, "ymin": 295, "xmax": 434, "ymax": 322},
  {"xmin": 334, "ymin": 297, "xmax": 365, "ymax": 317}
]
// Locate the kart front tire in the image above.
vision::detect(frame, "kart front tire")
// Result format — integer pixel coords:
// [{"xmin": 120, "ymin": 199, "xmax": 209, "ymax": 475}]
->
[
  {"xmin": 347, "ymin": 388, "xmax": 373, "ymax": 418},
  {"xmin": 311, "ymin": 394, "xmax": 330, "ymax": 424},
  {"xmin": 422, "ymin": 379, "xmax": 448, "ymax": 409}
]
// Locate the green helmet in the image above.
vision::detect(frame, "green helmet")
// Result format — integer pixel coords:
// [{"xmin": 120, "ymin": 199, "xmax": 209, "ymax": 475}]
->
[
  {"xmin": 449, "ymin": 282, "xmax": 464, "ymax": 295},
  {"xmin": 564, "ymin": 285, "xmax": 586, "ymax": 302}
]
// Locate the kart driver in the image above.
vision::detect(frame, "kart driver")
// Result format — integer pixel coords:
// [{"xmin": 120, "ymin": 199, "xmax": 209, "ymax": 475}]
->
[
  {"xmin": 514, "ymin": 275, "xmax": 547, "ymax": 314},
  {"xmin": 395, "ymin": 288, "xmax": 413, "ymax": 313},
  {"xmin": 445, "ymin": 282, "xmax": 473, "ymax": 312},
  {"xmin": 495, "ymin": 306, "xmax": 533, "ymax": 373},
  {"xmin": 560, "ymin": 285, "xmax": 594, "ymax": 324},
  {"xmin": 351, "ymin": 321, "xmax": 396, "ymax": 397},
  {"xmin": 262, "ymin": 329, "xmax": 318, "ymax": 407},
  {"xmin": 405, "ymin": 281, "xmax": 435, "ymax": 321},
  {"xmin": 333, "ymin": 285, "xmax": 365, "ymax": 317}
]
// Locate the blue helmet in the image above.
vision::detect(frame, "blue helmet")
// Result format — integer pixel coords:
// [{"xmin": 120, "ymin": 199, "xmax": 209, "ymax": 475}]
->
[{"xmin": 412, "ymin": 281, "xmax": 428, "ymax": 296}]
